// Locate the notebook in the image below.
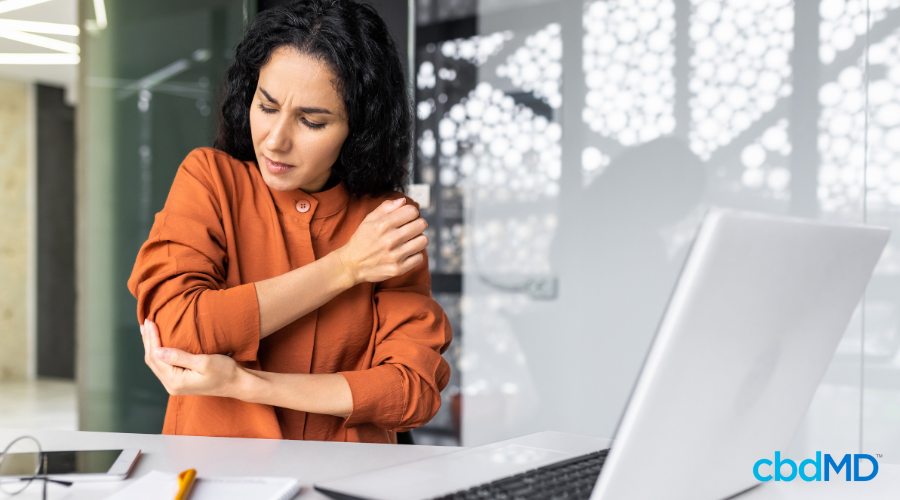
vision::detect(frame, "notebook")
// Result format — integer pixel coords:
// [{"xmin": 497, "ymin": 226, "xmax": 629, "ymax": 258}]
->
[{"xmin": 105, "ymin": 470, "xmax": 301, "ymax": 500}]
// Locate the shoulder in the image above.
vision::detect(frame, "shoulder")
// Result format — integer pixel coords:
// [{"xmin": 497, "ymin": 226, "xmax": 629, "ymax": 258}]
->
[
  {"xmin": 174, "ymin": 148, "xmax": 264, "ymax": 201},
  {"xmin": 163, "ymin": 148, "xmax": 261, "ymax": 218},
  {"xmin": 179, "ymin": 147, "xmax": 252, "ymax": 181},
  {"xmin": 350, "ymin": 190, "xmax": 419, "ymax": 214}
]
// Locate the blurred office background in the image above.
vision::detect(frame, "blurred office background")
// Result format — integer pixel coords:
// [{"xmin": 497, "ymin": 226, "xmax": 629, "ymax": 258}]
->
[
  {"xmin": 0, "ymin": 0, "xmax": 77, "ymax": 431},
  {"xmin": 2, "ymin": 0, "xmax": 900, "ymax": 460}
]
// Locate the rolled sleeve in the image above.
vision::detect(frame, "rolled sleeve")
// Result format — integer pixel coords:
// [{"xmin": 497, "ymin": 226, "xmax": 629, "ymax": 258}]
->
[
  {"xmin": 341, "ymin": 365, "xmax": 406, "ymax": 428},
  {"xmin": 339, "ymin": 249, "xmax": 453, "ymax": 431},
  {"xmin": 192, "ymin": 283, "xmax": 260, "ymax": 361},
  {"xmin": 127, "ymin": 150, "xmax": 260, "ymax": 361}
]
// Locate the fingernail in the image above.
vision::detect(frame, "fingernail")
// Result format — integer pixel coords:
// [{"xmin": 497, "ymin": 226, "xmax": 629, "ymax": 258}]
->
[
  {"xmin": 155, "ymin": 348, "xmax": 168, "ymax": 361},
  {"xmin": 144, "ymin": 318, "xmax": 150, "ymax": 328},
  {"xmin": 394, "ymin": 198, "xmax": 403, "ymax": 205},
  {"xmin": 140, "ymin": 326, "xmax": 145, "ymax": 336}
]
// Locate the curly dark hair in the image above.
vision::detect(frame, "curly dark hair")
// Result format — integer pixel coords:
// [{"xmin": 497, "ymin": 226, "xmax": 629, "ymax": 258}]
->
[{"xmin": 214, "ymin": 0, "xmax": 411, "ymax": 196}]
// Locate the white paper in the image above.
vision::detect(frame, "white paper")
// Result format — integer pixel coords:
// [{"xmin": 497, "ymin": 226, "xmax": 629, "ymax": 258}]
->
[{"xmin": 105, "ymin": 470, "xmax": 300, "ymax": 500}]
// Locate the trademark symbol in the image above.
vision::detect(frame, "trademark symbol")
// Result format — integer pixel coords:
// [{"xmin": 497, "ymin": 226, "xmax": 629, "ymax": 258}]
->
[{"xmin": 877, "ymin": 454, "xmax": 883, "ymax": 458}]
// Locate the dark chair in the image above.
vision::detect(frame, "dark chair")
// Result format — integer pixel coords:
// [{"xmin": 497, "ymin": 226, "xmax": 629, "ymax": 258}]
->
[{"xmin": 397, "ymin": 431, "xmax": 415, "ymax": 445}]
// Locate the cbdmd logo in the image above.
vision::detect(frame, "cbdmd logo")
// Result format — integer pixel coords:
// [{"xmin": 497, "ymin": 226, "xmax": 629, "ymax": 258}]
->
[{"xmin": 753, "ymin": 452, "xmax": 879, "ymax": 482}]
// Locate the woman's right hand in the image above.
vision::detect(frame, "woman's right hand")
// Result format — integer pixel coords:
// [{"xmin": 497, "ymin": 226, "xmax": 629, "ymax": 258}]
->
[{"xmin": 337, "ymin": 197, "xmax": 429, "ymax": 284}]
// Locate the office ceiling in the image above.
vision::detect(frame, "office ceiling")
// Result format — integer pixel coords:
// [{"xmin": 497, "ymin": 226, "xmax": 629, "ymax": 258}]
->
[{"xmin": 0, "ymin": 0, "xmax": 78, "ymax": 101}]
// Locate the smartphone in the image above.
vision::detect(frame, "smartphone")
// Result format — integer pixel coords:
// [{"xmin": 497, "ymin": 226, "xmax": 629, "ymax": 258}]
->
[{"xmin": 0, "ymin": 449, "xmax": 140, "ymax": 482}]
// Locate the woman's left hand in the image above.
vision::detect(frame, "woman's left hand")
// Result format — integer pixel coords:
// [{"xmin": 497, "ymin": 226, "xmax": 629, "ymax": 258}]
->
[{"xmin": 140, "ymin": 319, "xmax": 243, "ymax": 398}]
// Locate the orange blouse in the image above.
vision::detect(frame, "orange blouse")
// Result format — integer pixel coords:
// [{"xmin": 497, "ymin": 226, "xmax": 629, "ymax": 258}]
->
[{"xmin": 127, "ymin": 147, "xmax": 452, "ymax": 443}]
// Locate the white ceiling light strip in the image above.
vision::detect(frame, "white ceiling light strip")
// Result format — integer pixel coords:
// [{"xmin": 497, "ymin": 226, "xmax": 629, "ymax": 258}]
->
[
  {"xmin": 93, "ymin": 0, "xmax": 106, "ymax": 29},
  {"xmin": 0, "ymin": 28, "xmax": 79, "ymax": 53},
  {"xmin": 0, "ymin": 19, "xmax": 79, "ymax": 36},
  {"xmin": 0, "ymin": 0, "xmax": 83, "ymax": 66},
  {"xmin": 0, "ymin": 0, "xmax": 53, "ymax": 15},
  {"xmin": 0, "ymin": 52, "xmax": 78, "ymax": 64}
]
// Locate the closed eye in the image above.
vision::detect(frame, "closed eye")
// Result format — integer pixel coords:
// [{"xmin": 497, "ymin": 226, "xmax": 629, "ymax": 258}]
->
[
  {"xmin": 258, "ymin": 101, "xmax": 325, "ymax": 129},
  {"xmin": 302, "ymin": 118, "xmax": 326, "ymax": 130}
]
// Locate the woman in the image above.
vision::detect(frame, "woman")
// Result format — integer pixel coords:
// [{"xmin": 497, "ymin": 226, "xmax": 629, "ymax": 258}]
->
[{"xmin": 128, "ymin": 0, "xmax": 452, "ymax": 444}]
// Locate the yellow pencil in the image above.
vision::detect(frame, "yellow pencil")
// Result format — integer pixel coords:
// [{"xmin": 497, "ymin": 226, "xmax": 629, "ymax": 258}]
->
[{"xmin": 174, "ymin": 469, "xmax": 197, "ymax": 500}]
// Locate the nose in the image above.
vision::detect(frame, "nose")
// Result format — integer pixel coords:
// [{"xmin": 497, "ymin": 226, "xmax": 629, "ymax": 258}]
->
[{"xmin": 266, "ymin": 114, "xmax": 292, "ymax": 154}]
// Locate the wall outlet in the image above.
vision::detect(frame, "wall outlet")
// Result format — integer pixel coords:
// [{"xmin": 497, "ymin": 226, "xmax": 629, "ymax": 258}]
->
[
  {"xmin": 407, "ymin": 183, "xmax": 431, "ymax": 209},
  {"xmin": 526, "ymin": 276, "xmax": 558, "ymax": 300}
]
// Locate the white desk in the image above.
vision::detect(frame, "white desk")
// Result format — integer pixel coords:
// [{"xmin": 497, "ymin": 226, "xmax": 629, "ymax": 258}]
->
[{"xmin": 1, "ymin": 428, "xmax": 897, "ymax": 499}]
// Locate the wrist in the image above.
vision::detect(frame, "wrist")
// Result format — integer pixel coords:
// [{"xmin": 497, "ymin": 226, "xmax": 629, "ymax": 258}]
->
[
  {"xmin": 333, "ymin": 247, "xmax": 360, "ymax": 288},
  {"xmin": 230, "ymin": 367, "xmax": 262, "ymax": 402}
]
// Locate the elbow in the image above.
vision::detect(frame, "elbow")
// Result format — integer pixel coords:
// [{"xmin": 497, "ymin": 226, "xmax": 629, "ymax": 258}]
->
[
  {"xmin": 154, "ymin": 314, "xmax": 205, "ymax": 355},
  {"xmin": 141, "ymin": 293, "xmax": 207, "ymax": 355},
  {"xmin": 394, "ymin": 363, "xmax": 450, "ymax": 432},
  {"xmin": 343, "ymin": 361, "xmax": 451, "ymax": 431},
  {"xmin": 135, "ymin": 278, "xmax": 259, "ymax": 359},
  {"xmin": 394, "ymin": 387, "xmax": 443, "ymax": 432}
]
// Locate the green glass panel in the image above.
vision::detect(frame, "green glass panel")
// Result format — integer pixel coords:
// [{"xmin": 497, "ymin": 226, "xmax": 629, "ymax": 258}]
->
[{"xmin": 79, "ymin": 0, "xmax": 250, "ymax": 433}]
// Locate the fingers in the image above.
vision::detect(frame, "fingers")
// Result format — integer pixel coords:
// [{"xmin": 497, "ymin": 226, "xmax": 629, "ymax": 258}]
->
[
  {"xmin": 144, "ymin": 319, "xmax": 168, "ymax": 372},
  {"xmin": 145, "ymin": 318, "xmax": 162, "ymax": 353},
  {"xmin": 363, "ymin": 197, "xmax": 422, "ymax": 235},
  {"xmin": 140, "ymin": 319, "xmax": 203, "ymax": 396},
  {"xmin": 394, "ymin": 217, "xmax": 428, "ymax": 243},
  {"xmin": 366, "ymin": 198, "xmax": 406, "ymax": 221},
  {"xmin": 383, "ymin": 203, "xmax": 420, "ymax": 228},
  {"xmin": 157, "ymin": 346, "xmax": 206, "ymax": 372},
  {"xmin": 141, "ymin": 319, "xmax": 168, "ymax": 381},
  {"xmin": 399, "ymin": 252, "xmax": 425, "ymax": 274},
  {"xmin": 143, "ymin": 319, "xmax": 167, "ymax": 367},
  {"xmin": 143, "ymin": 319, "xmax": 204, "ymax": 371},
  {"xmin": 396, "ymin": 233, "xmax": 429, "ymax": 261}
]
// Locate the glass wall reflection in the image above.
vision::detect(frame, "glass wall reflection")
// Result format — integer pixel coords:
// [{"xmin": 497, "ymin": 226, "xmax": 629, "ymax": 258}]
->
[
  {"xmin": 79, "ymin": 0, "xmax": 248, "ymax": 433},
  {"xmin": 414, "ymin": 0, "xmax": 900, "ymax": 460}
]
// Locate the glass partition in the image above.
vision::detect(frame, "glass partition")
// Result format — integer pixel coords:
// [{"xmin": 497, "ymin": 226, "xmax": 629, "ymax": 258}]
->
[
  {"xmin": 414, "ymin": 0, "xmax": 900, "ymax": 459},
  {"xmin": 78, "ymin": 0, "xmax": 249, "ymax": 433}
]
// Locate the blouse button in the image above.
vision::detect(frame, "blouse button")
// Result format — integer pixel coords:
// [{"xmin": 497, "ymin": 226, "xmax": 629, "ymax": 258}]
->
[{"xmin": 295, "ymin": 199, "xmax": 311, "ymax": 213}]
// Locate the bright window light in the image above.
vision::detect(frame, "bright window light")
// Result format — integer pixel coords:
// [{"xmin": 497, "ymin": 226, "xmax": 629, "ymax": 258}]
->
[
  {"xmin": 93, "ymin": 0, "xmax": 107, "ymax": 29},
  {"xmin": 0, "ymin": 0, "xmax": 53, "ymax": 16},
  {"xmin": 0, "ymin": 29, "xmax": 80, "ymax": 54},
  {"xmin": 0, "ymin": 19, "xmax": 79, "ymax": 36},
  {"xmin": 0, "ymin": 52, "xmax": 78, "ymax": 64}
]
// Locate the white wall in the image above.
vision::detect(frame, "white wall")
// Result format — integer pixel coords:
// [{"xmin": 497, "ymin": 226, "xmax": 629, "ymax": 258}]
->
[{"xmin": 0, "ymin": 78, "xmax": 32, "ymax": 381}]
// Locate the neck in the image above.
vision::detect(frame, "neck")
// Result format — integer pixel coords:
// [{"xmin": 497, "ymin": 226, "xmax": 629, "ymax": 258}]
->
[{"xmin": 319, "ymin": 173, "xmax": 340, "ymax": 192}]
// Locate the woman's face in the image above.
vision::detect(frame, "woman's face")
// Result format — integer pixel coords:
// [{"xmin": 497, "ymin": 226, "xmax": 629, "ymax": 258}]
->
[{"xmin": 250, "ymin": 46, "xmax": 350, "ymax": 193}]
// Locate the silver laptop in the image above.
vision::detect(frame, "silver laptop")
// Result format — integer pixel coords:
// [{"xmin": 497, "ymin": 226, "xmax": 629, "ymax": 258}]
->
[{"xmin": 316, "ymin": 210, "xmax": 889, "ymax": 500}]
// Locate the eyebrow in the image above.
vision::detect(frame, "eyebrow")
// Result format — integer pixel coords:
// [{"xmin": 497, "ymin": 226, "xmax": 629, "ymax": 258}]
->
[{"xmin": 259, "ymin": 87, "xmax": 333, "ymax": 115}]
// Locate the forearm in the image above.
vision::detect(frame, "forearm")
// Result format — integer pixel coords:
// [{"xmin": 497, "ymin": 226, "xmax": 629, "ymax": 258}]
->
[
  {"xmin": 255, "ymin": 198, "xmax": 428, "ymax": 340},
  {"xmin": 233, "ymin": 368, "xmax": 353, "ymax": 418},
  {"xmin": 255, "ymin": 250, "xmax": 357, "ymax": 339}
]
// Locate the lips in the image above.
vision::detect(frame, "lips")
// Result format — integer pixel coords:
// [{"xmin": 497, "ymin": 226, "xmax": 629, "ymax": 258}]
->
[{"xmin": 264, "ymin": 156, "xmax": 296, "ymax": 174}]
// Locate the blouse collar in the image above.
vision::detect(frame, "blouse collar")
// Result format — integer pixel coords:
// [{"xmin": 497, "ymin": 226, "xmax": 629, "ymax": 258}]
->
[{"xmin": 267, "ymin": 178, "xmax": 350, "ymax": 220}]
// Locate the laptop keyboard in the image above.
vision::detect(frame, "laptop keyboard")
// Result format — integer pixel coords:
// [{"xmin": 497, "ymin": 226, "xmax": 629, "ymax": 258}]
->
[{"xmin": 433, "ymin": 449, "xmax": 609, "ymax": 500}]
